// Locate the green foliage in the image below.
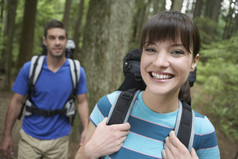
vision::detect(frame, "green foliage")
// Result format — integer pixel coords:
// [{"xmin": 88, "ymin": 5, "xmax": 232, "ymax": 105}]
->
[
  {"xmin": 193, "ymin": 17, "xmax": 223, "ymax": 45},
  {"xmin": 197, "ymin": 35, "xmax": 238, "ymax": 140}
]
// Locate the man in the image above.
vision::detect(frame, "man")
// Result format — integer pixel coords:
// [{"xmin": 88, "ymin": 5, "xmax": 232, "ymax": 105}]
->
[{"xmin": 0, "ymin": 20, "xmax": 89, "ymax": 159}]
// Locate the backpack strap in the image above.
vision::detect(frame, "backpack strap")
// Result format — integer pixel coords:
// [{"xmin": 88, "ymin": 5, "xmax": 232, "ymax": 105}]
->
[
  {"xmin": 28, "ymin": 55, "xmax": 45, "ymax": 95},
  {"xmin": 106, "ymin": 92, "xmax": 195, "ymax": 152},
  {"xmin": 107, "ymin": 89, "xmax": 140, "ymax": 125},
  {"xmin": 64, "ymin": 58, "xmax": 80, "ymax": 125},
  {"xmin": 68, "ymin": 58, "xmax": 80, "ymax": 94},
  {"xmin": 174, "ymin": 100, "xmax": 195, "ymax": 151},
  {"xmin": 18, "ymin": 55, "xmax": 45, "ymax": 119},
  {"xmin": 18, "ymin": 57, "xmax": 81, "ymax": 122}
]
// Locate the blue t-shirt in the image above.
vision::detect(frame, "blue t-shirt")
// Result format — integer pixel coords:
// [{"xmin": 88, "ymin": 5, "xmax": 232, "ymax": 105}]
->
[
  {"xmin": 90, "ymin": 91, "xmax": 220, "ymax": 159},
  {"xmin": 12, "ymin": 56, "xmax": 88, "ymax": 140}
]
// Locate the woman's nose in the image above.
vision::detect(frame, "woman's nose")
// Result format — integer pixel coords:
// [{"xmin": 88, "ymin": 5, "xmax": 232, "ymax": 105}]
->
[{"xmin": 153, "ymin": 52, "xmax": 169, "ymax": 68}]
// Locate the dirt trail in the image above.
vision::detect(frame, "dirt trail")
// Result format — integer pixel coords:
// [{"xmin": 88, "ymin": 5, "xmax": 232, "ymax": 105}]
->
[{"xmin": 0, "ymin": 86, "xmax": 238, "ymax": 158}]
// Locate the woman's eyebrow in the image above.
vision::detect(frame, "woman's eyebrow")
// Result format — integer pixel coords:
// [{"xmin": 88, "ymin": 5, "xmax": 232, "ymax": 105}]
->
[
  {"xmin": 145, "ymin": 41, "xmax": 158, "ymax": 46},
  {"xmin": 170, "ymin": 43, "xmax": 183, "ymax": 47}
]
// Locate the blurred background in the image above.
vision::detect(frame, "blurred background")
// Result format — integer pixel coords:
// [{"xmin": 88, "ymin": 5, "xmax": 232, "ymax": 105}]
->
[{"xmin": 0, "ymin": 0, "xmax": 238, "ymax": 158}]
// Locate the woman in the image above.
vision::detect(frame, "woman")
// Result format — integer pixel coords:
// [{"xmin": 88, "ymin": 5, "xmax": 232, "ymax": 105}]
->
[{"xmin": 76, "ymin": 11, "xmax": 220, "ymax": 159}]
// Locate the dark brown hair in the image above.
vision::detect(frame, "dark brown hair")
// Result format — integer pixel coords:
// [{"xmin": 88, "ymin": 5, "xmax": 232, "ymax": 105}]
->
[
  {"xmin": 140, "ymin": 11, "xmax": 201, "ymax": 105},
  {"xmin": 44, "ymin": 19, "xmax": 67, "ymax": 38},
  {"xmin": 140, "ymin": 11, "xmax": 200, "ymax": 58}
]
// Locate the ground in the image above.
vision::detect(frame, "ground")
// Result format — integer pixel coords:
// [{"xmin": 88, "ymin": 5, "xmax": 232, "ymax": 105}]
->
[{"xmin": 0, "ymin": 84, "xmax": 238, "ymax": 158}]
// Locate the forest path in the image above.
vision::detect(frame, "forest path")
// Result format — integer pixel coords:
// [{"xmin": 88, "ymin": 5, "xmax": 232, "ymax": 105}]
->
[{"xmin": 0, "ymin": 85, "xmax": 238, "ymax": 159}]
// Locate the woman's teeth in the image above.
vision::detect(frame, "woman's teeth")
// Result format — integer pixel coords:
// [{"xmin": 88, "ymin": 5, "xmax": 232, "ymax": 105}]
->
[{"xmin": 151, "ymin": 72, "xmax": 173, "ymax": 80}]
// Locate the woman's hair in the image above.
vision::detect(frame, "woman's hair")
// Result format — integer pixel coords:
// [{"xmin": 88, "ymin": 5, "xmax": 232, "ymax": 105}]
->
[{"xmin": 140, "ymin": 11, "xmax": 201, "ymax": 105}]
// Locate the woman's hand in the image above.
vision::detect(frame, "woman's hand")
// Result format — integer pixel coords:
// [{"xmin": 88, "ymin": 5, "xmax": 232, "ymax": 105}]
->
[
  {"xmin": 75, "ymin": 118, "xmax": 130, "ymax": 159},
  {"xmin": 162, "ymin": 131, "xmax": 198, "ymax": 159}
]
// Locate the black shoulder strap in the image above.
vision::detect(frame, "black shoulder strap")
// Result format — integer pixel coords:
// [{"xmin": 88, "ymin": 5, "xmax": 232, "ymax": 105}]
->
[
  {"xmin": 106, "ymin": 92, "xmax": 195, "ymax": 151},
  {"xmin": 106, "ymin": 89, "xmax": 140, "ymax": 125},
  {"xmin": 175, "ymin": 101, "xmax": 194, "ymax": 151}
]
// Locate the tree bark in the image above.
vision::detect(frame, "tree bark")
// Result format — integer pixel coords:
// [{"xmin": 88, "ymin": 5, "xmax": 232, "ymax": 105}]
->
[
  {"xmin": 81, "ymin": 0, "xmax": 135, "ymax": 109},
  {"xmin": 204, "ymin": 0, "xmax": 222, "ymax": 22},
  {"xmin": 171, "ymin": 0, "xmax": 183, "ymax": 11},
  {"xmin": 193, "ymin": 0, "xmax": 203, "ymax": 18},
  {"xmin": 17, "ymin": 0, "xmax": 38, "ymax": 71},
  {"xmin": 72, "ymin": 0, "xmax": 85, "ymax": 59},
  {"xmin": 2, "ymin": 0, "xmax": 17, "ymax": 90},
  {"xmin": 223, "ymin": 0, "xmax": 237, "ymax": 39},
  {"xmin": 62, "ymin": 0, "xmax": 72, "ymax": 30}
]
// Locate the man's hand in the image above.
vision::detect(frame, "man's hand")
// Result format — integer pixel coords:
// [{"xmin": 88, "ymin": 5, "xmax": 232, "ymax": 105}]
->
[
  {"xmin": 80, "ymin": 127, "xmax": 88, "ymax": 146},
  {"xmin": 162, "ymin": 131, "xmax": 198, "ymax": 159},
  {"xmin": 0, "ymin": 135, "xmax": 14, "ymax": 158}
]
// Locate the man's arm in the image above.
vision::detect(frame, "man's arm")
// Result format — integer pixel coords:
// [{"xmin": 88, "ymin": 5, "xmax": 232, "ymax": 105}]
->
[
  {"xmin": 77, "ymin": 93, "xmax": 89, "ymax": 145},
  {"xmin": 0, "ymin": 93, "xmax": 25, "ymax": 158}
]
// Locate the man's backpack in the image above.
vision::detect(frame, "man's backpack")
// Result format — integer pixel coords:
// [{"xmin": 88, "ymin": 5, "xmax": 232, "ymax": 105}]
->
[
  {"xmin": 106, "ymin": 49, "xmax": 195, "ymax": 151},
  {"xmin": 18, "ymin": 55, "xmax": 80, "ymax": 125}
]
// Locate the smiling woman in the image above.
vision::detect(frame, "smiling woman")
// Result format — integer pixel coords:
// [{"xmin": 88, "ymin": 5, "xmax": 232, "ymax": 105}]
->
[{"xmin": 75, "ymin": 11, "xmax": 220, "ymax": 159}]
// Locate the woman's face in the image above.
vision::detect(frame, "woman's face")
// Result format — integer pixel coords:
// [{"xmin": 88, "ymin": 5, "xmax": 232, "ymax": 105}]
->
[{"xmin": 140, "ymin": 40, "xmax": 199, "ymax": 97}]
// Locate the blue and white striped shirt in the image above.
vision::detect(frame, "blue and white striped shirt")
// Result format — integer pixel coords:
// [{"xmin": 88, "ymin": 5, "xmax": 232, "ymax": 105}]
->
[{"xmin": 90, "ymin": 91, "xmax": 220, "ymax": 159}]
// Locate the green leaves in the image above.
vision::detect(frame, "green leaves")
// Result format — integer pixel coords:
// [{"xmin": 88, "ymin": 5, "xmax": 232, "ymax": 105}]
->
[{"xmin": 197, "ymin": 35, "xmax": 238, "ymax": 140}]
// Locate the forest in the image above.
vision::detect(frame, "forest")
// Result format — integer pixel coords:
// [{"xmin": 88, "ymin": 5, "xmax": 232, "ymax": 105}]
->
[{"xmin": 0, "ymin": 0, "xmax": 238, "ymax": 158}]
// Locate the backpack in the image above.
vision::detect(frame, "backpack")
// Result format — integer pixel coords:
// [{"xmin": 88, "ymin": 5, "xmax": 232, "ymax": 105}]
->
[
  {"xmin": 106, "ymin": 49, "xmax": 195, "ymax": 151},
  {"xmin": 18, "ymin": 55, "xmax": 80, "ymax": 125}
]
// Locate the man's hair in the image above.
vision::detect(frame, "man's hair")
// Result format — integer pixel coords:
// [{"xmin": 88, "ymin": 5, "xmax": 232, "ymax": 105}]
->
[{"xmin": 44, "ymin": 19, "xmax": 67, "ymax": 38}]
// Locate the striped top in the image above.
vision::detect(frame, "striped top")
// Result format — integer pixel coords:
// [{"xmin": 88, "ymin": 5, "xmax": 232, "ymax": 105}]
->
[{"xmin": 90, "ymin": 91, "xmax": 220, "ymax": 159}]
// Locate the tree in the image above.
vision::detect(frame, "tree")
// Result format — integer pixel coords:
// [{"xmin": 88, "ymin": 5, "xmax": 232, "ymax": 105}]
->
[
  {"xmin": 62, "ymin": 0, "xmax": 72, "ymax": 30},
  {"xmin": 204, "ymin": 0, "xmax": 222, "ymax": 22},
  {"xmin": 129, "ymin": 1, "xmax": 151, "ymax": 50},
  {"xmin": 17, "ymin": 0, "xmax": 38, "ymax": 71},
  {"xmin": 72, "ymin": 0, "xmax": 85, "ymax": 59},
  {"xmin": 193, "ymin": 0, "xmax": 203, "ymax": 18},
  {"xmin": 4, "ymin": 0, "xmax": 18, "ymax": 89},
  {"xmin": 171, "ymin": 0, "xmax": 184, "ymax": 11},
  {"xmin": 81, "ymin": 0, "xmax": 136, "ymax": 109},
  {"xmin": 223, "ymin": 0, "xmax": 238, "ymax": 39}
]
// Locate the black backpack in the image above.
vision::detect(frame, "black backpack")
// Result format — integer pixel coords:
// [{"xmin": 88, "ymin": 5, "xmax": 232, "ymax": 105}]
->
[{"xmin": 106, "ymin": 49, "xmax": 195, "ymax": 151}]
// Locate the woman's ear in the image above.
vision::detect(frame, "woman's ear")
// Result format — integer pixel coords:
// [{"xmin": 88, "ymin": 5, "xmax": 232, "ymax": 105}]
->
[{"xmin": 191, "ymin": 54, "xmax": 199, "ymax": 72}]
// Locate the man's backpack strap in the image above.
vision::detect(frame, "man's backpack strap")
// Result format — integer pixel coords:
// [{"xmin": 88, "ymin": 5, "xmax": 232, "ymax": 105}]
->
[
  {"xmin": 28, "ymin": 55, "xmax": 45, "ymax": 96},
  {"xmin": 64, "ymin": 59, "xmax": 80, "ymax": 125},
  {"xmin": 68, "ymin": 59, "xmax": 80, "ymax": 94},
  {"xmin": 174, "ymin": 101, "xmax": 195, "ymax": 151},
  {"xmin": 29, "ymin": 55, "xmax": 45, "ymax": 86},
  {"xmin": 18, "ymin": 55, "xmax": 45, "ymax": 120},
  {"xmin": 106, "ymin": 89, "xmax": 140, "ymax": 125}
]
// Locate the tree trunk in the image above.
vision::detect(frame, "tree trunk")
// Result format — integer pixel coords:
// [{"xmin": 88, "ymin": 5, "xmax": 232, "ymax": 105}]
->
[
  {"xmin": 204, "ymin": 0, "xmax": 222, "ymax": 22},
  {"xmin": 4, "ymin": 0, "xmax": 18, "ymax": 90},
  {"xmin": 81, "ymin": 0, "xmax": 135, "ymax": 110},
  {"xmin": 62, "ymin": 0, "xmax": 72, "ymax": 30},
  {"xmin": 223, "ymin": 0, "xmax": 237, "ymax": 39},
  {"xmin": 130, "ymin": 1, "xmax": 150, "ymax": 50},
  {"xmin": 171, "ymin": 0, "xmax": 183, "ymax": 11},
  {"xmin": 17, "ymin": 0, "xmax": 38, "ymax": 71},
  {"xmin": 72, "ymin": 0, "xmax": 85, "ymax": 59},
  {"xmin": 193, "ymin": 0, "xmax": 203, "ymax": 18},
  {"xmin": 233, "ymin": 10, "xmax": 238, "ymax": 35}
]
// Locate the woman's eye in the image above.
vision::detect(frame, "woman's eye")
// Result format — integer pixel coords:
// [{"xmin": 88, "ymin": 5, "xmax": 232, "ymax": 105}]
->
[
  {"xmin": 171, "ymin": 50, "xmax": 184, "ymax": 55},
  {"xmin": 145, "ymin": 48, "xmax": 156, "ymax": 53}
]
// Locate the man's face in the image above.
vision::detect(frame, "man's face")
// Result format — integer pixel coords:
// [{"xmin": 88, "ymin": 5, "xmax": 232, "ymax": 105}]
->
[{"xmin": 44, "ymin": 28, "xmax": 67, "ymax": 58}]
